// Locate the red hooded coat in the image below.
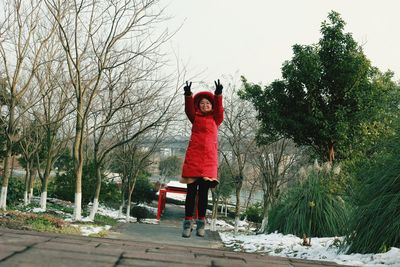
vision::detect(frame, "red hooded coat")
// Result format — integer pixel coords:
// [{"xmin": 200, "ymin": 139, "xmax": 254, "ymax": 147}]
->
[{"xmin": 181, "ymin": 91, "xmax": 224, "ymax": 186}]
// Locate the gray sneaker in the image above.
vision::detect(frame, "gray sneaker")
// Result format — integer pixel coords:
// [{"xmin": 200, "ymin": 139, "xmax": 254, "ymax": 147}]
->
[
  {"xmin": 196, "ymin": 219, "xmax": 205, "ymax": 237},
  {"xmin": 182, "ymin": 220, "xmax": 193, "ymax": 238}
]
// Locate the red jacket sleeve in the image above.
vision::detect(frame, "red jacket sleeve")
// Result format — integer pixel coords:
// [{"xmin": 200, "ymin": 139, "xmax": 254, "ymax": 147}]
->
[
  {"xmin": 185, "ymin": 95, "xmax": 195, "ymax": 123},
  {"xmin": 213, "ymin": 94, "xmax": 224, "ymax": 126}
]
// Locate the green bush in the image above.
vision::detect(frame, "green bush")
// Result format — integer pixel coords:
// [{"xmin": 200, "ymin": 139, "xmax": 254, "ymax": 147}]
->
[
  {"xmin": 345, "ymin": 138, "xmax": 400, "ymax": 254},
  {"xmin": 49, "ymin": 157, "xmax": 121, "ymax": 205},
  {"xmin": 48, "ymin": 171, "xmax": 74, "ymax": 202},
  {"xmin": 5, "ymin": 177, "xmax": 25, "ymax": 205},
  {"xmin": 268, "ymin": 166, "xmax": 350, "ymax": 238},
  {"xmin": 130, "ymin": 206, "xmax": 151, "ymax": 222},
  {"xmin": 100, "ymin": 180, "xmax": 121, "ymax": 206},
  {"xmin": 132, "ymin": 175, "xmax": 156, "ymax": 204},
  {"xmin": 244, "ymin": 202, "xmax": 263, "ymax": 223}
]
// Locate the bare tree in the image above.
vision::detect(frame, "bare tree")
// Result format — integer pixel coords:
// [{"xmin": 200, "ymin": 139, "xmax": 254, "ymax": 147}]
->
[
  {"xmin": 87, "ymin": 67, "xmax": 179, "ymax": 220},
  {"xmin": 112, "ymin": 120, "xmax": 170, "ymax": 221},
  {"xmin": 250, "ymin": 138, "xmax": 303, "ymax": 233},
  {"xmin": 24, "ymin": 29, "xmax": 75, "ymax": 210},
  {"xmin": 0, "ymin": 0, "xmax": 56, "ymax": 209},
  {"xmin": 243, "ymin": 172, "xmax": 261, "ymax": 211},
  {"xmin": 219, "ymin": 76, "xmax": 258, "ymax": 233},
  {"xmin": 44, "ymin": 0, "xmax": 175, "ymax": 220},
  {"xmin": 17, "ymin": 119, "xmax": 42, "ymax": 205},
  {"xmin": 33, "ymin": 64, "xmax": 72, "ymax": 210}
]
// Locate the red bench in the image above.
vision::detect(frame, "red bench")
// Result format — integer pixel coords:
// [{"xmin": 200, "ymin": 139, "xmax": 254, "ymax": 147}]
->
[{"xmin": 156, "ymin": 183, "xmax": 198, "ymax": 220}]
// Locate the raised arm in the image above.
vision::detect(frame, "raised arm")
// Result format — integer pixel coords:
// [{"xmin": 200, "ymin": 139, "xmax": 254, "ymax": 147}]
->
[
  {"xmin": 213, "ymin": 79, "xmax": 224, "ymax": 126},
  {"xmin": 184, "ymin": 81, "xmax": 195, "ymax": 123}
]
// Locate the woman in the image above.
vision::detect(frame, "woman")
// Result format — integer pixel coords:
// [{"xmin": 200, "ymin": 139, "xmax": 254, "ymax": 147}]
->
[{"xmin": 180, "ymin": 80, "xmax": 224, "ymax": 238}]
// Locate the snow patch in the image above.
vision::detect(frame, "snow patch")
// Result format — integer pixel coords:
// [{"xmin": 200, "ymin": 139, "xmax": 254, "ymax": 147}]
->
[{"xmin": 219, "ymin": 231, "xmax": 400, "ymax": 266}]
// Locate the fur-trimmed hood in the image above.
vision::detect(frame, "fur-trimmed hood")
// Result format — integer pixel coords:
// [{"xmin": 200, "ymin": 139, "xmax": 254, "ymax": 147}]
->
[{"xmin": 193, "ymin": 91, "xmax": 215, "ymax": 112}]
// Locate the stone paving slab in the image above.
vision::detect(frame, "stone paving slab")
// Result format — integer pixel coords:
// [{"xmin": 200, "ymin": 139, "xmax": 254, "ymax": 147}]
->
[
  {"xmin": 0, "ymin": 228, "xmax": 357, "ymax": 267},
  {"xmin": 108, "ymin": 221, "xmax": 223, "ymax": 249}
]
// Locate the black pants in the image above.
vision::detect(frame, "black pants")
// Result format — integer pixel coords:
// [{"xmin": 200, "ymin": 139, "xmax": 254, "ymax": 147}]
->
[{"xmin": 185, "ymin": 179, "xmax": 211, "ymax": 219}]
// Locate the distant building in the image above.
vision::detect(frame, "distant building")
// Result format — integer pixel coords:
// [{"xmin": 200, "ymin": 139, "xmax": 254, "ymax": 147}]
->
[{"xmin": 146, "ymin": 136, "xmax": 188, "ymax": 177}]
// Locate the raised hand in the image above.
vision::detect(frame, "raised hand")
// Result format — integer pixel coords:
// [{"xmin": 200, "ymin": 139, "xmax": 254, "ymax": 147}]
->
[
  {"xmin": 184, "ymin": 81, "xmax": 192, "ymax": 95},
  {"xmin": 214, "ymin": 79, "xmax": 223, "ymax": 95}
]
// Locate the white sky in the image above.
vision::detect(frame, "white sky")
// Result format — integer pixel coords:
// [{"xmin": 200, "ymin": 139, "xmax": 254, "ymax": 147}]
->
[{"xmin": 162, "ymin": 0, "xmax": 400, "ymax": 86}]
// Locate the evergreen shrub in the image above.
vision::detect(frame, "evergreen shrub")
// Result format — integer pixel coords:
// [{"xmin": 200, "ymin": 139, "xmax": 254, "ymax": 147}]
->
[
  {"xmin": 5, "ymin": 177, "xmax": 25, "ymax": 205},
  {"xmin": 130, "ymin": 206, "xmax": 150, "ymax": 222},
  {"xmin": 49, "ymin": 158, "xmax": 120, "ymax": 205},
  {"xmin": 345, "ymin": 139, "xmax": 400, "ymax": 253},
  {"xmin": 131, "ymin": 175, "xmax": 156, "ymax": 204},
  {"xmin": 268, "ymin": 165, "xmax": 350, "ymax": 238},
  {"xmin": 244, "ymin": 202, "xmax": 263, "ymax": 223}
]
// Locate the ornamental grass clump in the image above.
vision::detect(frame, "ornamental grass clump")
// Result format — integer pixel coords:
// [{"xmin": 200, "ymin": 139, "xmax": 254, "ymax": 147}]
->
[
  {"xmin": 268, "ymin": 162, "xmax": 350, "ymax": 239},
  {"xmin": 345, "ymin": 149, "xmax": 400, "ymax": 254}
]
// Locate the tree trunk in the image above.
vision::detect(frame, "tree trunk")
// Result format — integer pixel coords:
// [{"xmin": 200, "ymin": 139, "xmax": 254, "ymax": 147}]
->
[
  {"xmin": 119, "ymin": 174, "xmax": 127, "ymax": 218},
  {"xmin": 234, "ymin": 185, "xmax": 241, "ymax": 234},
  {"xmin": 259, "ymin": 170, "xmax": 280, "ymax": 234},
  {"xmin": 245, "ymin": 181, "xmax": 257, "ymax": 210},
  {"xmin": 224, "ymin": 199, "xmax": 228, "ymax": 217},
  {"xmin": 0, "ymin": 101, "xmax": 15, "ymax": 210},
  {"xmin": 28, "ymin": 167, "xmax": 36, "ymax": 204},
  {"xmin": 210, "ymin": 190, "xmax": 219, "ymax": 231},
  {"xmin": 126, "ymin": 170, "xmax": 139, "ymax": 222},
  {"xmin": 40, "ymin": 156, "xmax": 53, "ymax": 210},
  {"xmin": 89, "ymin": 162, "xmax": 102, "ymax": 220},
  {"xmin": 73, "ymin": 106, "xmax": 84, "ymax": 221},
  {"xmin": 118, "ymin": 200, "xmax": 125, "ymax": 218},
  {"xmin": 23, "ymin": 162, "xmax": 31, "ymax": 206},
  {"xmin": 126, "ymin": 189, "xmax": 132, "ymax": 222},
  {"xmin": 0, "ymin": 151, "xmax": 12, "ymax": 210},
  {"xmin": 328, "ymin": 142, "xmax": 335, "ymax": 163},
  {"xmin": 259, "ymin": 191, "xmax": 271, "ymax": 234}
]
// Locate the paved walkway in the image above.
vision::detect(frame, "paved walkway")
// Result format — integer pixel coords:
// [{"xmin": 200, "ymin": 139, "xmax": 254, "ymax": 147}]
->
[
  {"xmin": 0, "ymin": 203, "xmax": 357, "ymax": 267},
  {"xmin": 107, "ymin": 203, "xmax": 223, "ymax": 249}
]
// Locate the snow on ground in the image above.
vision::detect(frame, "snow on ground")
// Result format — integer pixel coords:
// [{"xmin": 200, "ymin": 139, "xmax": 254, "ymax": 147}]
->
[
  {"xmin": 140, "ymin": 218, "xmax": 159, "ymax": 224},
  {"xmin": 164, "ymin": 192, "xmax": 186, "ymax": 201},
  {"xmin": 207, "ymin": 218, "xmax": 251, "ymax": 232},
  {"xmin": 29, "ymin": 202, "xmax": 400, "ymax": 266},
  {"xmin": 80, "ymin": 225, "xmax": 112, "ymax": 236},
  {"xmin": 155, "ymin": 181, "xmax": 187, "ymax": 202},
  {"xmin": 91, "ymin": 204, "xmax": 137, "ymax": 223},
  {"xmin": 219, "ymin": 227, "xmax": 400, "ymax": 267},
  {"xmin": 166, "ymin": 181, "xmax": 186, "ymax": 189},
  {"xmin": 92, "ymin": 205, "xmax": 158, "ymax": 224},
  {"xmin": 32, "ymin": 207, "xmax": 46, "ymax": 213}
]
